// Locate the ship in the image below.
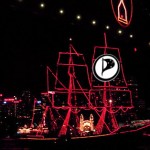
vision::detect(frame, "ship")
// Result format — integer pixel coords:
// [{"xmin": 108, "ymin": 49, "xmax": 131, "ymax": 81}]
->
[{"xmin": 17, "ymin": 33, "xmax": 150, "ymax": 141}]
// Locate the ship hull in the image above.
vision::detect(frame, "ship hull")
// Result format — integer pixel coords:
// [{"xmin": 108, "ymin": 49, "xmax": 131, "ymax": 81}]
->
[{"xmin": 0, "ymin": 132, "xmax": 150, "ymax": 150}]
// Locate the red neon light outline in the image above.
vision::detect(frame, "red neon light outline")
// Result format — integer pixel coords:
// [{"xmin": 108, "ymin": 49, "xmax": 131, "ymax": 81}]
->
[
  {"xmin": 118, "ymin": 0, "xmax": 128, "ymax": 24},
  {"xmin": 111, "ymin": 0, "xmax": 133, "ymax": 27}
]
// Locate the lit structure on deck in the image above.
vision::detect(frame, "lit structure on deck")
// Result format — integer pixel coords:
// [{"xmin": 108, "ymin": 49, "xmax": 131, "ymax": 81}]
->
[{"xmin": 79, "ymin": 114, "xmax": 95, "ymax": 135}]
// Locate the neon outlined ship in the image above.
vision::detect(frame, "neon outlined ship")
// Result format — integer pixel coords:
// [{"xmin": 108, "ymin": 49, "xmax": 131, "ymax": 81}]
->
[{"xmin": 44, "ymin": 33, "xmax": 134, "ymax": 137}]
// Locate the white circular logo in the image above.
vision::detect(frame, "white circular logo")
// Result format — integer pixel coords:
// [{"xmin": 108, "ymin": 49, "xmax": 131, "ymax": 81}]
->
[{"xmin": 92, "ymin": 54, "xmax": 120, "ymax": 82}]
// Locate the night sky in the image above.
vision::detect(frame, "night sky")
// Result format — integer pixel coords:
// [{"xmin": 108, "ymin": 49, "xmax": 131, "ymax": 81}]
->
[{"xmin": 0, "ymin": 1, "xmax": 150, "ymax": 105}]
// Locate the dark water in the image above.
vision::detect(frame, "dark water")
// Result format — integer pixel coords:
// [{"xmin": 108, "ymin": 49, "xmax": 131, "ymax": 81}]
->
[{"xmin": 0, "ymin": 134, "xmax": 150, "ymax": 150}]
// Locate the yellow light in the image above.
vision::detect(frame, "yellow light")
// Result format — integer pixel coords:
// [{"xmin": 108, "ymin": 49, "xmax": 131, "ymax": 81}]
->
[
  {"xmin": 109, "ymin": 99, "xmax": 112, "ymax": 103},
  {"xmin": 92, "ymin": 20, "xmax": 96, "ymax": 25},
  {"xmin": 69, "ymin": 38, "xmax": 72, "ymax": 41},
  {"xmin": 40, "ymin": 3, "xmax": 45, "ymax": 8},
  {"xmin": 106, "ymin": 25, "xmax": 110, "ymax": 29},
  {"xmin": 76, "ymin": 15, "xmax": 81, "ymax": 20},
  {"xmin": 118, "ymin": 29, "xmax": 122, "ymax": 34},
  {"xmin": 59, "ymin": 9, "xmax": 64, "ymax": 14},
  {"xmin": 129, "ymin": 34, "xmax": 133, "ymax": 38}
]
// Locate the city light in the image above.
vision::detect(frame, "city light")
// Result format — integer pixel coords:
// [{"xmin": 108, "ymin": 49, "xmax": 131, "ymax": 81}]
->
[
  {"xmin": 48, "ymin": 91, "xmax": 55, "ymax": 94},
  {"xmin": 37, "ymin": 100, "xmax": 42, "ymax": 104},
  {"xmin": 69, "ymin": 37, "xmax": 72, "ymax": 41},
  {"xmin": 134, "ymin": 47, "xmax": 137, "ymax": 52},
  {"xmin": 109, "ymin": 99, "xmax": 113, "ymax": 103}
]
